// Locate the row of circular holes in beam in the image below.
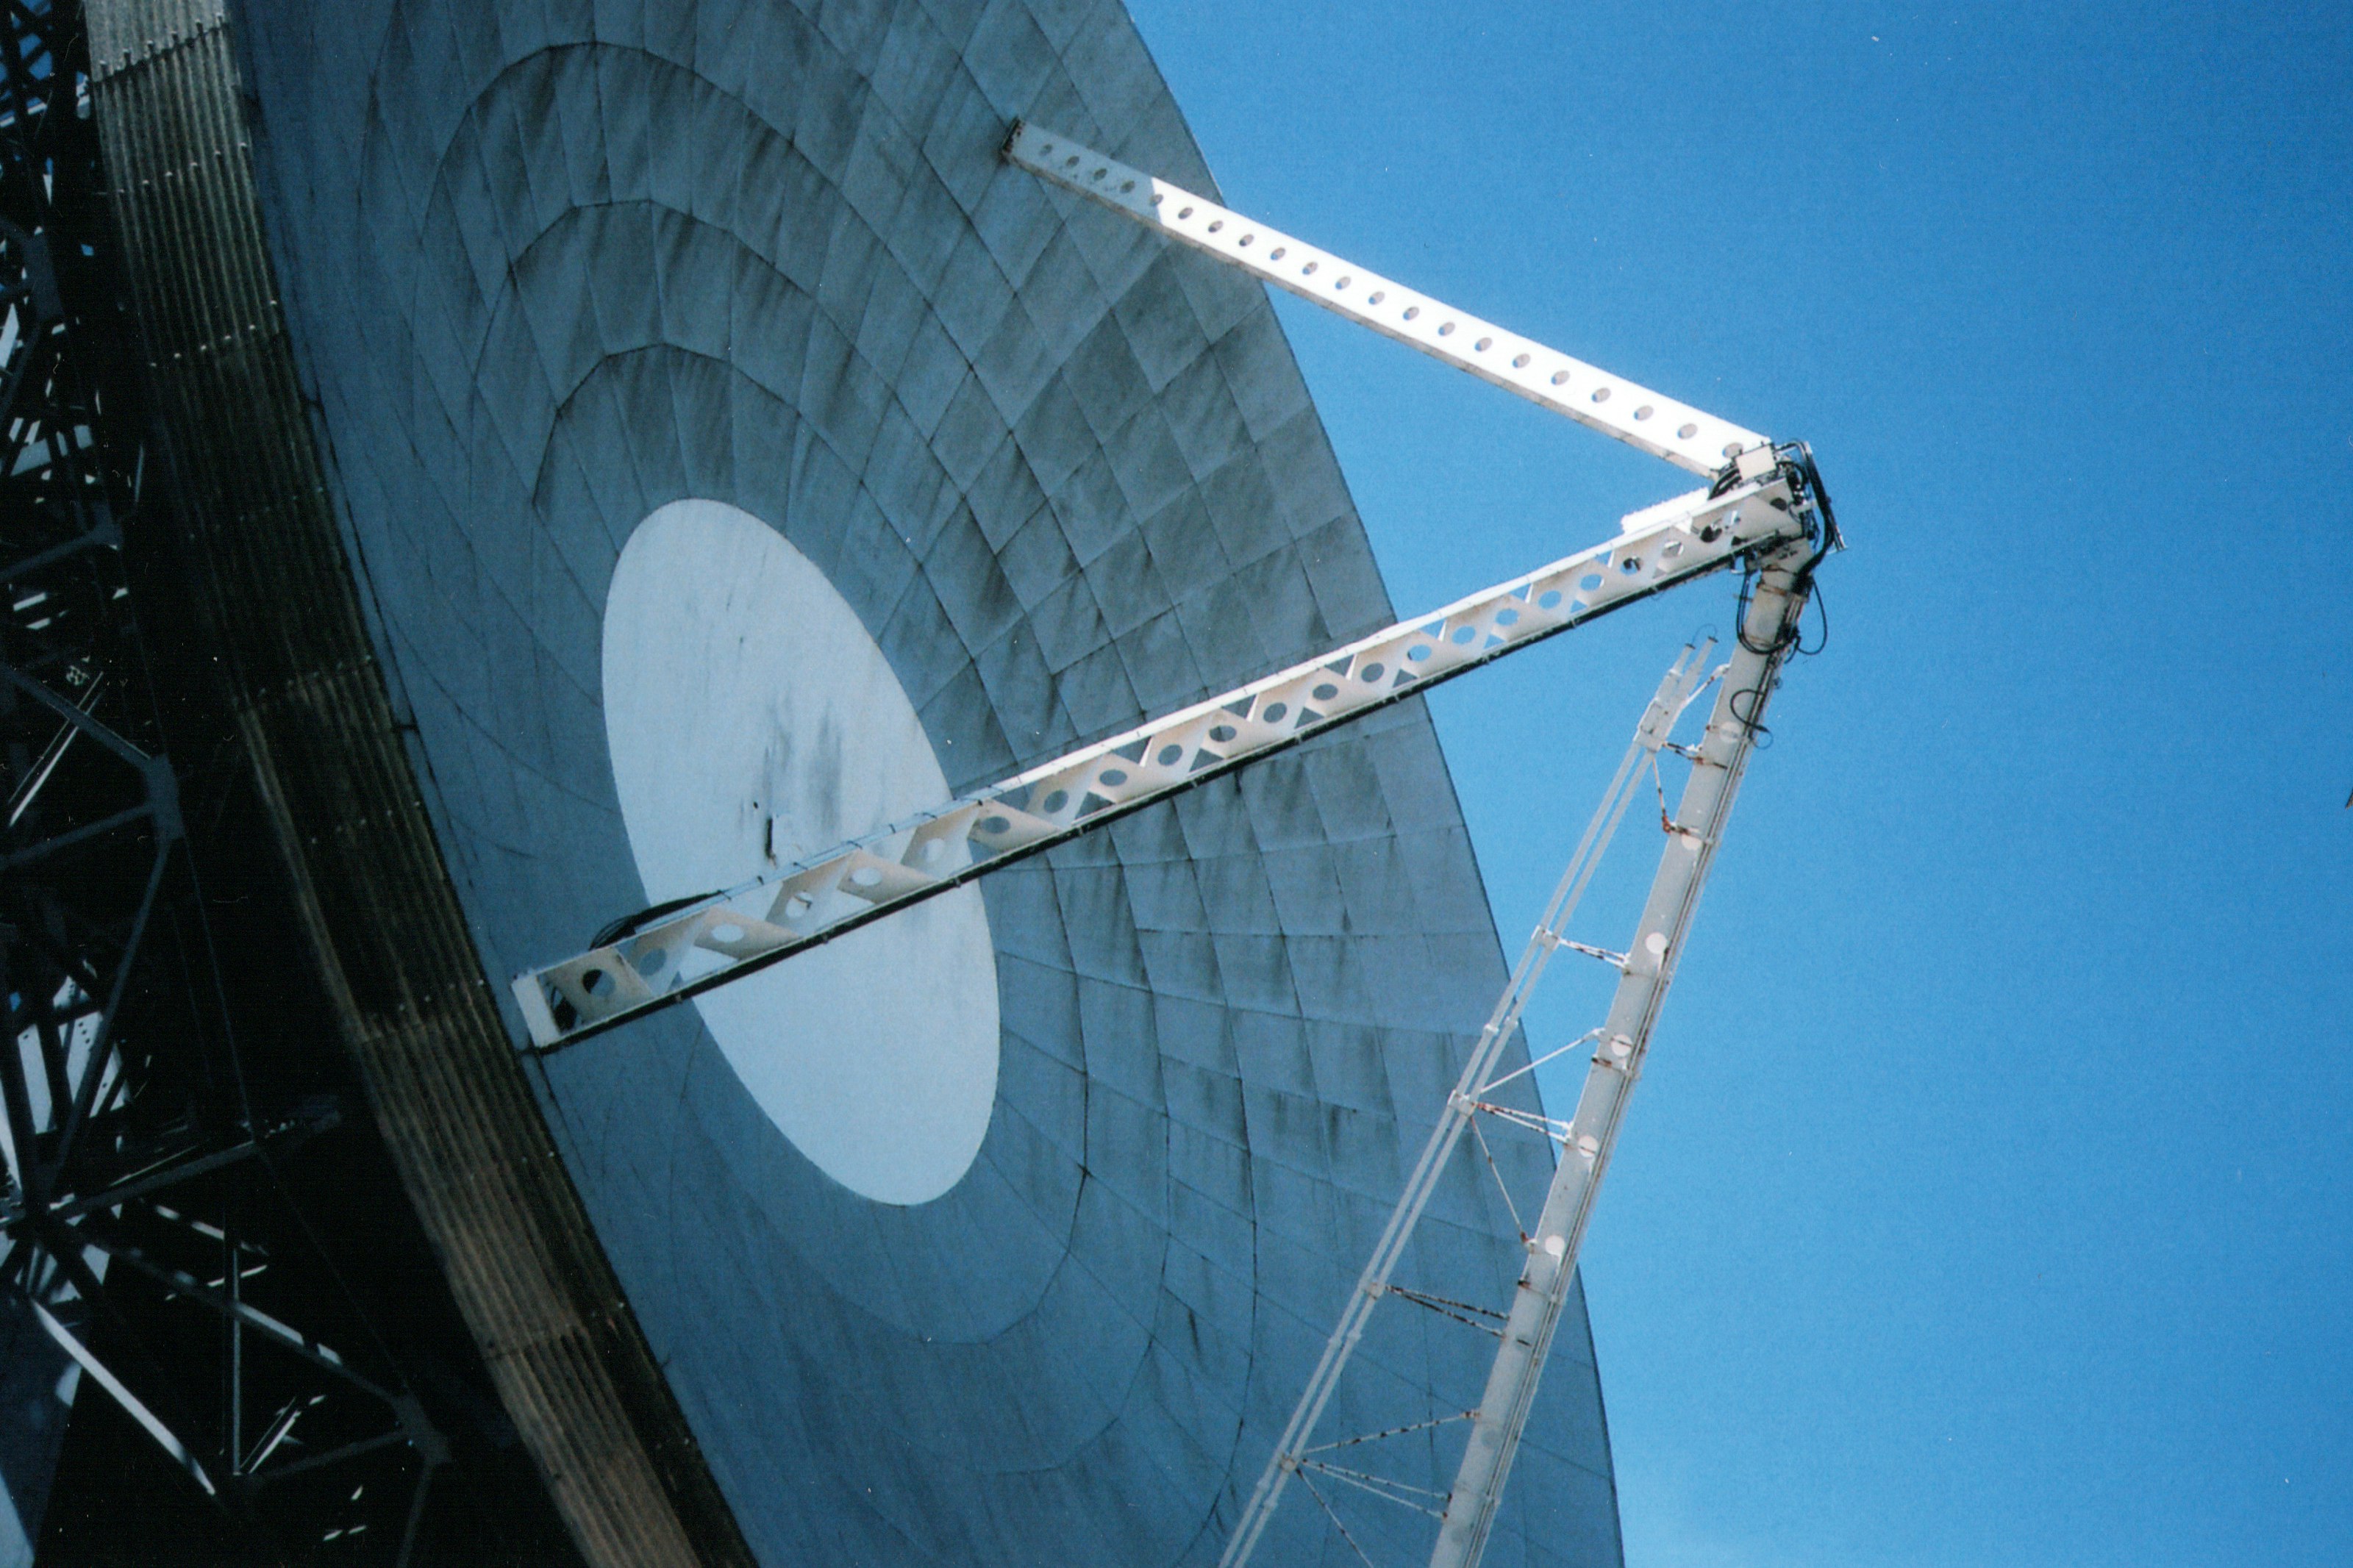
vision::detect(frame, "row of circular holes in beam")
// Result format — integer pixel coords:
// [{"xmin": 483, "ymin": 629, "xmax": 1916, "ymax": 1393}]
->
[
  {"xmin": 574, "ymin": 898, "xmax": 805, "ymax": 996},
  {"xmin": 1039, "ymin": 143, "xmax": 1735, "ymax": 459},
  {"xmin": 575, "ymin": 530, "xmax": 1694, "ymax": 1003},
  {"xmin": 566, "ymin": 545, "xmax": 1671, "ymax": 1012},
  {"xmin": 968, "ymin": 556, "xmax": 1668, "ymax": 837},
  {"xmin": 571, "ymin": 873, "xmax": 867, "ymax": 1002}
]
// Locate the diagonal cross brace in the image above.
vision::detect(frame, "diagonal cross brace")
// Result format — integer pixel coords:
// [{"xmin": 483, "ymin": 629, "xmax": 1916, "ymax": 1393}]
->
[
  {"xmin": 1004, "ymin": 123, "xmax": 1771, "ymax": 476},
  {"xmin": 513, "ymin": 476, "xmax": 1817, "ymax": 1049}
]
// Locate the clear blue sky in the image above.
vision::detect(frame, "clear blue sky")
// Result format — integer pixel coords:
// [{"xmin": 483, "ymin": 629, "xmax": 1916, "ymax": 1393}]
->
[{"xmin": 1121, "ymin": 4, "xmax": 2353, "ymax": 1564}]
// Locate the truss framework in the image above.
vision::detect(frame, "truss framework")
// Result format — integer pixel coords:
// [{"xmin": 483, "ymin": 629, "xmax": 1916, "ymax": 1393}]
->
[
  {"xmin": 0, "ymin": 4, "xmax": 450, "ymax": 1557},
  {"xmin": 1220, "ymin": 550, "xmax": 1813, "ymax": 1566}
]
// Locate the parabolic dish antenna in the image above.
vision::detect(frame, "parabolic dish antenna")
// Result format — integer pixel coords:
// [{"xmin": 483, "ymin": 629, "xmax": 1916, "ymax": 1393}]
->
[{"xmin": 83, "ymin": 0, "xmax": 1621, "ymax": 1562}]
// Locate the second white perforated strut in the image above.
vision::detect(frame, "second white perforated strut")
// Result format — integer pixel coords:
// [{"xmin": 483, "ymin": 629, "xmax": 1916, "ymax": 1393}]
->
[{"xmin": 1004, "ymin": 122, "xmax": 1771, "ymax": 477}]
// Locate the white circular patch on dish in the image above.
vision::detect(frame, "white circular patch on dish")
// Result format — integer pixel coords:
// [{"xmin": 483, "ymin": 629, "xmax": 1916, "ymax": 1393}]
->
[{"xmin": 601, "ymin": 500, "xmax": 999, "ymax": 1206}]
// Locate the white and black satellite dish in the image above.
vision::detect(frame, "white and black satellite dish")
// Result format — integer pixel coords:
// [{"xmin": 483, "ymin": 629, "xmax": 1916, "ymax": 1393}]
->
[{"xmin": 80, "ymin": 0, "xmax": 1625, "ymax": 1563}]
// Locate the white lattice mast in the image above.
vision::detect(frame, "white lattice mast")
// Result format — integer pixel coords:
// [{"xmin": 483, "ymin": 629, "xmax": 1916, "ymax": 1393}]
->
[
  {"xmin": 1213, "ymin": 642, "xmax": 1718, "ymax": 1563},
  {"xmin": 1432, "ymin": 559, "xmax": 1810, "ymax": 1564}
]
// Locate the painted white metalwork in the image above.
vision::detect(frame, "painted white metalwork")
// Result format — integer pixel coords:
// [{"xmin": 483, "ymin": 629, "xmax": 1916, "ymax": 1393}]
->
[
  {"xmin": 1001, "ymin": 130, "xmax": 1838, "ymax": 1567},
  {"xmin": 515, "ymin": 476, "xmax": 1812, "ymax": 1049},
  {"xmin": 1221, "ymin": 537, "xmax": 1818, "ymax": 1568},
  {"xmin": 1217, "ymin": 642, "xmax": 1721, "ymax": 1567},
  {"xmin": 1427, "ymin": 543, "xmax": 1814, "ymax": 1567},
  {"xmin": 515, "ymin": 121, "xmax": 1837, "ymax": 1568},
  {"xmin": 1004, "ymin": 122, "xmax": 1769, "ymax": 476}
]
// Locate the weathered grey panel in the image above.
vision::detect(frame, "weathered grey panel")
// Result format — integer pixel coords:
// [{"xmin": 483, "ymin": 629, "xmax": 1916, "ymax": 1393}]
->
[
  {"xmin": 82, "ymin": 4, "xmax": 753, "ymax": 1564},
  {"xmin": 105, "ymin": 0, "xmax": 1625, "ymax": 1562}
]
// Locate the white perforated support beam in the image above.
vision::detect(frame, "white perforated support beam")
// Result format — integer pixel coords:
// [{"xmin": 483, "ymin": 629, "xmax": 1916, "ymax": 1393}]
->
[
  {"xmin": 513, "ymin": 476, "xmax": 1811, "ymax": 1050},
  {"xmin": 1005, "ymin": 123, "xmax": 1771, "ymax": 476}
]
